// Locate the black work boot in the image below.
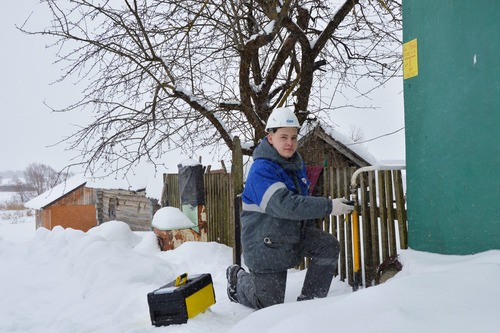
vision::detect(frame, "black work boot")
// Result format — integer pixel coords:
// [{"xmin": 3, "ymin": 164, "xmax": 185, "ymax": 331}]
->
[{"xmin": 226, "ymin": 264, "xmax": 243, "ymax": 303}]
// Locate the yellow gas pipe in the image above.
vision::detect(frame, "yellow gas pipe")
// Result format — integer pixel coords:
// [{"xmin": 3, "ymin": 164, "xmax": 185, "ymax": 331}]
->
[
  {"xmin": 350, "ymin": 185, "xmax": 363, "ymax": 291},
  {"xmin": 348, "ymin": 165, "xmax": 405, "ymax": 291}
]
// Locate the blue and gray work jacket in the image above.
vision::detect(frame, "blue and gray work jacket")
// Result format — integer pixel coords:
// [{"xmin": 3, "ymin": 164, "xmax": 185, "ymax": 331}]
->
[{"xmin": 241, "ymin": 137, "xmax": 333, "ymax": 273}]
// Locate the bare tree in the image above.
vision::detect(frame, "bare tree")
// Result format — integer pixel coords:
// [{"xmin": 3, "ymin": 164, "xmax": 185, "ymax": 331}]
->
[
  {"xmin": 24, "ymin": 163, "xmax": 59, "ymax": 196},
  {"xmin": 13, "ymin": 177, "xmax": 29, "ymax": 203},
  {"xmin": 21, "ymin": 0, "xmax": 402, "ymax": 175}
]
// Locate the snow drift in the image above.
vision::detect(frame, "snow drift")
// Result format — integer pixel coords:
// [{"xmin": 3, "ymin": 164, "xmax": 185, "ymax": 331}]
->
[{"xmin": 0, "ymin": 219, "xmax": 499, "ymax": 333}]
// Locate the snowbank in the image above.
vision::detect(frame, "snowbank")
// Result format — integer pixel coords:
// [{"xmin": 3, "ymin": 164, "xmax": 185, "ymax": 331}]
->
[
  {"xmin": 0, "ymin": 218, "xmax": 499, "ymax": 332},
  {"xmin": 152, "ymin": 206, "xmax": 196, "ymax": 230}
]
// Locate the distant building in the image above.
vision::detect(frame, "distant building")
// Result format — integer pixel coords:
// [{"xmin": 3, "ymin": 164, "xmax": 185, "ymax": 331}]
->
[{"xmin": 25, "ymin": 176, "xmax": 161, "ymax": 232}]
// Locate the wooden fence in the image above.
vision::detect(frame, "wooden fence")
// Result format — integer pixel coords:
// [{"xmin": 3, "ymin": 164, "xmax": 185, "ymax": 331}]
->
[
  {"xmin": 318, "ymin": 167, "xmax": 408, "ymax": 287},
  {"xmin": 162, "ymin": 166, "xmax": 407, "ymax": 288},
  {"xmin": 163, "ymin": 172, "xmax": 236, "ymax": 246}
]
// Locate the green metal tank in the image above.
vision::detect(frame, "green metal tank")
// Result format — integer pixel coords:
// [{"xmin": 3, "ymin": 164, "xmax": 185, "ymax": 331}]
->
[{"xmin": 403, "ymin": 0, "xmax": 500, "ymax": 254}]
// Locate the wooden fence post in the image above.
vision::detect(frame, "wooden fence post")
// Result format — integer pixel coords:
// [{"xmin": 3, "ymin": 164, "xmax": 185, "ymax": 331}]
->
[
  {"xmin": 338, "ymin": 168, "xmax": 350, "ymax": 283},
  {"xmin": 378, "ymin": 171, "xmax": 389, "ymax": 261},
  {"xmin": 394, "ymin": 170, "xmax": 408, "ymax": 249},
  {"xmin": 232, "ymin": 136, "xmax": 244, "ymax": 265},
  {"xmin": 385, "ymin": 170, "xmax": 397, "ymax": 257},
  {"xmin": 360, "ymin": 173, "xmax": 373, "ymax": 287},
  {"xmin": 368, "ymin": 171, "xmax": 380, "ymax": 285}
]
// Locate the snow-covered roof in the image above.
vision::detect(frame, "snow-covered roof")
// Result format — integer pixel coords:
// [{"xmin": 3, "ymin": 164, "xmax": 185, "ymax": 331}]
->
[
  {"xmin": 25, "ymin": 173, "xmax": 165, "ymax": 210},
  {"xmin": 299, "ymin": 119, "xmax": 379, "ymax": 166},
  {"xmin": 24, "ymin": 176, "xmax": 87, "ymax": 210},
  {"xmin": 84, "ymin": 174, "xmax": 164, "ymax": 200}
]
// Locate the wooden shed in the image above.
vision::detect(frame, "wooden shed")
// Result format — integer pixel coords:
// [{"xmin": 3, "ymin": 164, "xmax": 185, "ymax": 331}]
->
[
  {"xmin": 297, "ymin": 119, "xmax": 379, "ymax": 195},
  {"xmin": 25, "ymin": 176, "xmax": 160, "ymax": 232},
  {"xmin": 298, "ymin": 119, "xmax": 378, "ymax": 168},
  {"xmin": 96, "ymin": 187, "xmax": 159, "ymax": 231}
]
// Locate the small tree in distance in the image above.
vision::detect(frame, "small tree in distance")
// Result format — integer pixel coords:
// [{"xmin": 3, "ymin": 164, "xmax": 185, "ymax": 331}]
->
[{"xmin": 24, "ymin": 163, "xmax": 60, "ymax": 196}]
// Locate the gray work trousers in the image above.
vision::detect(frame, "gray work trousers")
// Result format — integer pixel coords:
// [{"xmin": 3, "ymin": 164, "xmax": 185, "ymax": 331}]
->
[{"xmin": 236, "ymin": 226, "xmax": 340, "ymax": 309}]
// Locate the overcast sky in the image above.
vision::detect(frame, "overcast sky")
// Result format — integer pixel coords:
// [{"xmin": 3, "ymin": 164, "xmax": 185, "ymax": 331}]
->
[
  {"xmin": 1, "ymin": 2, "xmax": 406, "ymax": 175},
  {"xmin": 1, "ymin": 1, "xmax": 82, "ymax": 172}
]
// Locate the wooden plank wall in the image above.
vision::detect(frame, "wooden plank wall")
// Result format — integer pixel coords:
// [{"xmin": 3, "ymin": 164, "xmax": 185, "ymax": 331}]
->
[
  {"xmin": 321, "ymin": 167, "xmax": 356, "ymax": 284},
  {"xmin": 204, "ymin": 173, "xmax": 234, "ymax": 245},
  {"xmin": 50, "ymin": 187, "xmax": 96, "ymax": 206},
  {"xmin": 50, "ymin": 205, "xmax": 97, "ymax": 232},
  {"xmin": 321, "ymin": 167, "xmax": 408, "ymax": 287},
  {"xmin": 163, "ymin": 173, "xmax": 234, "ymax": 246},
  {"xmin": 40, "ymin": 186, "xmax": 96, "ymax": 230},
  {"xmin": 97, "ymin": 189, "xmax": 154, "ymax": 231},
  {"xmin": 164, "ymin": 174, "xmax": 180, "ymax": 209}
]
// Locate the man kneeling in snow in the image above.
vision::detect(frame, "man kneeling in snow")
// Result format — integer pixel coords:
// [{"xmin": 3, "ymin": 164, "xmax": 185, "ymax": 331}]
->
[{"xmin": 226, "ymin": 107, "xmax": 353, "ymax": 309}]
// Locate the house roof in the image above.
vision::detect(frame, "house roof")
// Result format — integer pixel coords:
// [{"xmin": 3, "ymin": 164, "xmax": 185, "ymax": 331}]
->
[
  {"xmin": 25, "ymin": 172, "xmax": 165, "ymax": 210},
  {"xmin": 24, "ymin": 176, "xmax": 87, "ymax": 210},
  {"xmin": 298, "ymin": 119, "xmax": 379, "ymax": 166}
]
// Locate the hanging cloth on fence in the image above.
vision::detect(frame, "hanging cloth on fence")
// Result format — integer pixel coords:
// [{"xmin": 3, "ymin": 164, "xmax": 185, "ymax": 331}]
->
[{"xmin": 306, "ymin": 166, "xmax": 324, "ymax": 196}]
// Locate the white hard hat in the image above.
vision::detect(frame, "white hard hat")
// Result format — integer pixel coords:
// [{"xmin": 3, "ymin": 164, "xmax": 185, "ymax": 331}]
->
[{"xmin": 265, "ymin": 107, "xmax": 300, "ymax": 132}]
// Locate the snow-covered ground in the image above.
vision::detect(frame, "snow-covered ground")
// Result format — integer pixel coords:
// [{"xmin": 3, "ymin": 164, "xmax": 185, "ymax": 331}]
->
[{"xmin": 0, "ymin": 192, "xmax": 499, "ymax": 333}]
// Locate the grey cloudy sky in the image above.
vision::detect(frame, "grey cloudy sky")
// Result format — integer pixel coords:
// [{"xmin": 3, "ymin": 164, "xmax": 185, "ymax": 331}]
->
[
  {"xmin": 1, "ymin": 1, "xmax": 405, "ymax": 175},
  {"xmin": 1, "ymin": 1, "xmax": 80, "ymax": 172}
]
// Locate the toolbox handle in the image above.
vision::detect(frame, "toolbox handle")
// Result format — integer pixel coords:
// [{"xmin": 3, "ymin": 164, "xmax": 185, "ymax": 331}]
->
[{"xmin": 175, "ymin": 273, "xmax": 188, "ymax": 286}]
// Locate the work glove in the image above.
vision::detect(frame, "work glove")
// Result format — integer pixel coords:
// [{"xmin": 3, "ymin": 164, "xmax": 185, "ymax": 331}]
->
[{"xmin": 331, "ymin": 198, "xmax": 355, "ymax": 215}]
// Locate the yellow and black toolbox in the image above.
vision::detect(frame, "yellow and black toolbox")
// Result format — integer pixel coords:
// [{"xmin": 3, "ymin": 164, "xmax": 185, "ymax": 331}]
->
[{"xmin": 147, "ymin": 273, "xmax": 216, "ymax": 327}]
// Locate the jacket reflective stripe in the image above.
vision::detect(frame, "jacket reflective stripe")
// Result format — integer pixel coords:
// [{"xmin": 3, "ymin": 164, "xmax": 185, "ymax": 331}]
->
[
  {"xmin": 242, "ymin": 182, "xmax": 286, "ymax": 213},
  {"xmin": 260, "ymin": 182, "xmax": 286, "ymax": 212},
  {"xmin": 241, "ymin": 202, "xmax": 261, "ymax": 212}
]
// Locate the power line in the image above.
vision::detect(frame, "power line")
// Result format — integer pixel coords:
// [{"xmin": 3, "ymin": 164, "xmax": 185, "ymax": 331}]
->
[{"xmin": 347, "ymin": 127, "xmax": 405, "ymax": 145}]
